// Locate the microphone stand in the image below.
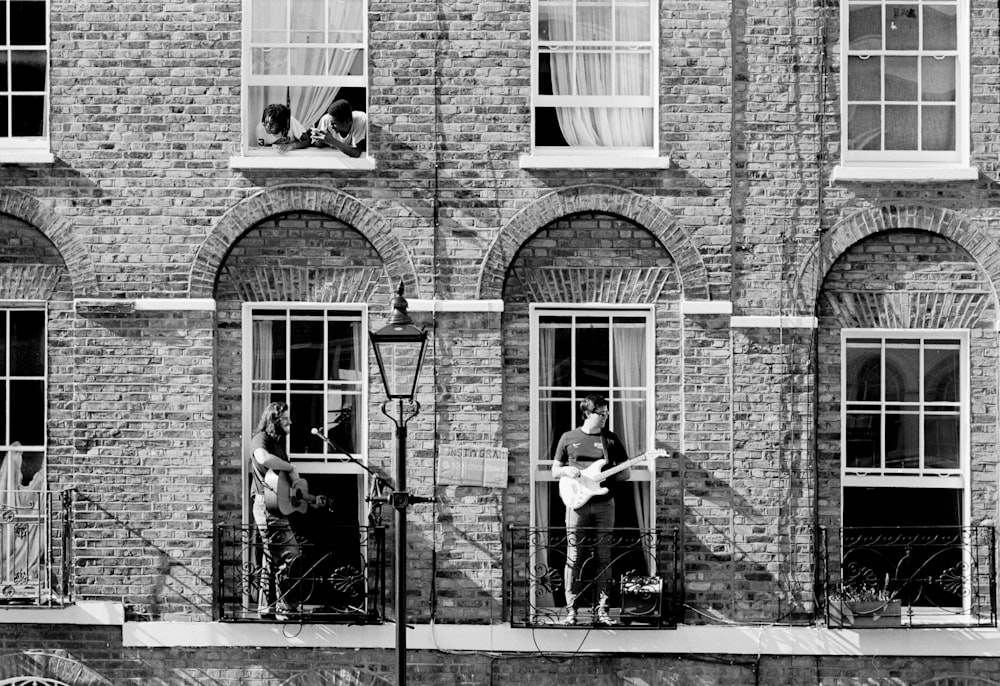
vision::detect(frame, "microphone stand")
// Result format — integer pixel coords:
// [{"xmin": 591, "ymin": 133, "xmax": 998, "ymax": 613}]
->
[{"xmin": 310, "ymin": 427, "xmax": 390, "ymax": 527}]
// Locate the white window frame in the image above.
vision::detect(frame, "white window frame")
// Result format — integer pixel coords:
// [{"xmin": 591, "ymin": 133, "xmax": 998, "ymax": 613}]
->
[
  {"xmin": 521, "ymin": 0, "xmax": 668, "ymax": 169},
  {"xmin": 232, "ymin": 0, "xmax": 375, "ymax": 171},
  {"xmin": 529, "ymin": 304, "xmax": 657, "ymax": 530},
  {"xmin": 834, "ymin": 0, "xmax": 975, "ymax": 182},
  {"xmin": 0, "ymin": 302, "xmax": 47, "ymax": 470},
  {"xmin": 240, "ymin": 302, "xmax": 370, "ymax": 527},
  {"xmin": 0, "ymin": 1, "xmax": 53, "ymax": 164}
]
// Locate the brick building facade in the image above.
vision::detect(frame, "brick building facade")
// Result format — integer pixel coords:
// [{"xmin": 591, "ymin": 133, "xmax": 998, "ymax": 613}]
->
[{"xmin": 2, "ymin": 0, "xmax": 1000, "ymax": 684}]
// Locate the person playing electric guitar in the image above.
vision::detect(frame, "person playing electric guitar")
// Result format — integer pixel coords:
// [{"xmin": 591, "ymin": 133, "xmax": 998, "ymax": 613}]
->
[
  {"xmin": 551, "ymin": 394, "xmax": 630, "ymax": 626},
  {"xmin": 249, "ymin": 401, "xmax": 327, "ymax": 620}
]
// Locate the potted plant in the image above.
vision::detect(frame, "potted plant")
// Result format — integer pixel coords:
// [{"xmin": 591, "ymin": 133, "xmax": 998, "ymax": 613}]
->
[{"xmin": 828, "ymin": 575, "xmax": 902, "ymax": 627}]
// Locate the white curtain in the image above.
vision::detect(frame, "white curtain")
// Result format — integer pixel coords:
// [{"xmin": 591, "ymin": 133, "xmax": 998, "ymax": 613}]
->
[
  {"xmin": 612, "ymin": 324, "xmax": 654, "ymax": 574},
  {"xmin": 250, "ymin": 0, "xmax": 363, "ymax": 140},
  {"xmin": 0, "ymin": 443, "xmax": 44, "ymax": 590},
  {"xmin": 252, "ymin": 321, "xmax": 275, "ymax": 428},
  {"xmin": 534, "ymin": 326, "xmax": 557, "ymax": 608},
  {"xmin": 547, "ymin": 2, "xmax": 652, "ymax": 147}
]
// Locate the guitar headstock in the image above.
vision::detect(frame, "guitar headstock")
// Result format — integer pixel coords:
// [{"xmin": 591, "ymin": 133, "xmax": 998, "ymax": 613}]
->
[{"xmin": 639, "ymin": 448, "xmax": 670, "ymax": 469}]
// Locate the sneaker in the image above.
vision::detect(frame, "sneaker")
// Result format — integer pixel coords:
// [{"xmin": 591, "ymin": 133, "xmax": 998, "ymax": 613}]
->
[
  {"xmin": 595, "ymin": 610, "xmax": 618, "ymax": 626},
  {"xmin": 560, "ymin": 608, "xmax": 577, "ymax": 626}
]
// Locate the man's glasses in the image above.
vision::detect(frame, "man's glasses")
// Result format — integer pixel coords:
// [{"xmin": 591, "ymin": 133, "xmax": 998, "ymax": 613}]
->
[{"xmin": 594, "ymin": 410, "xmax": 609, "ymax": 417}]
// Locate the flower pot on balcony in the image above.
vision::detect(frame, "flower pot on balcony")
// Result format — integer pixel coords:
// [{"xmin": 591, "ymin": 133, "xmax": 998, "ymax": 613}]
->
[{"xmin": 831, "ymin": 599, "xmax": 902, "ymax": 627}]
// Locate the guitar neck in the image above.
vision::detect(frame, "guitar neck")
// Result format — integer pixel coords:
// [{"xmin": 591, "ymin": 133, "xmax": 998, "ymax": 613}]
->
[{"xmin": 594, "ymin": 454, "xmax": 646, "ymax": 483}]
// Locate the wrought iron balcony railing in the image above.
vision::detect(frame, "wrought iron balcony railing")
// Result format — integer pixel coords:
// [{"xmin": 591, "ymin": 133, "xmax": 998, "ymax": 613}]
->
[
  {"xmin": 216, "ymin": 523, "xmax": 386, "ymax": 623},
  {"xmin": 821, "ymin": 525, "xmax": 997, "ymax": 628},
  {"xmin": 0, "ymin": 488, "xmax": 75, "ymax": 607},
  {"xmin": 508, "ymin": 526, "xmax": 679, "ymax": 628}
]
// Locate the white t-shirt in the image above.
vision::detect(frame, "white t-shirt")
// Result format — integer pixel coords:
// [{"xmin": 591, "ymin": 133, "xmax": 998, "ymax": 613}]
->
[
  {"xmin": 255, "ymin": 116, "xmax": 307, "ymax": 147},
  {"xmin": 317, "ymin": 110, "xmax": 368, "ymax": 147}
]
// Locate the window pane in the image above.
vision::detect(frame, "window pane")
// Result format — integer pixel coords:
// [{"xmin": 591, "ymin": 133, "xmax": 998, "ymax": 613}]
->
[
  {"xmin": 576, "ymin": 51, "xmax": 611, "ymax": 95},
  {"xmin": 289, "ymin": 320, "xmax": 323, "ymax": 381},
  {"xmin": 0, "ymin": 53, "xmax": 7, "ymax": 90},
  {"xmin": 575, "ymin": 321, "xmax": 609, "ymax": 386},
  {"xmin": 922, "ymin": 57, "xmax": 955, "ymax": 101},
  {"xmin": 10, "ymin": 379, "xmax": 43, "ymax": 445},
  {"xmin": 289, "ymin": 390, "xmax": 323, "ymax": 454},
  {"xmin": 290, "ymin": 0, "xmax": 325, "ymax": 43},
  {"xmin": 252, "ymin": 48, "xmax": 289, "ymax": 75},
  {"xmin": 538, "ymin": 3, "xmax": 571, "ymax": 41},
  {"xmin": 847, "ymin": 104, "xmax": 881, "ymax": 150},
  {"xmin": 10, "ymin": 310, "xmax": 43, "ymax": 376},
  {"xmin": 884, "ymin": 104, "xmax": 918, "ymax": 149},
  {"xmin": 324, "ymin": 390, "xmax": 359, "ymax": 453},
  {"xmin": 846, "ymin": 413, "xmax": 880, "ymax": 468},
  {"xmin": 924, "ymin": 347, "xmax": 958, "ymax": 402},
  {"xmin": 924, "ymin": 414, "xmax": 959, "ymax": 469},
  {"xmin": 11, "ymin": 50, "xmax": 44, "ymax": 90},
  {"xmin": 0, "ymin": 314, "xmax": 6, "ymax": 375},
  {"xmin": 885, "ymin": 4, "xmax": 919, "ymax": 51},
  {"xmin": 617, "ymin": 52, "xmax": 650, "ymax": 96},
  {"xmin": 252, "ymin": 0, "xmax": 288, "ymax": 40},
  {"xmin": 253, "ymin": 319, "xmax": 286, "ymax": 381},
  {"xmin": 616, "ymin": 3, "xmax": 649, "ymax": 42},
  {"xmin": 846, "ymin": 347, "xmax": 881, "ymax": 402},
  {"xmin": 289, "ymin": 47, "xmax": 330, "ymax": 76},
  {"xmin": 920, "ymin": 106, "xmax": 953, "ymax": 150},
  {"xmin": 330, "ymin": 0, "xmax": 364, "ymax": 40},
  {"xmin": 848, "ymin": 5, "xmax": 883, "ymax": 50},
  {"xmin": 847, "ymin": 56, "xmax": 881, "ymax": 101},
  {"xmin": 885, "ymin": 412, "xmax": 919, "ymax": 468},
  {"xmin": 327, "ymin": 319, "xmax": 359, "ymax": 379},
  {"xmin": 924, "ymin": 4, "xmax": 957, "ymax": 51},
  {"xmin": 884, "ymin": 345, "xmax": 919, "ymax": 401},
  {"xmin": 10, "ymin": 95, "xmax": 42, "ymax": 136},
  {"xmin": 884, "ymin": 56, "xmax": 917, "ymax": 101},
  {"xmin": 577, "ymin": 2, "xmax": 611, "ymax": 41},
  {"xmin": 10, "ymin": 1, "xmax": 44, "ymax": 46}
]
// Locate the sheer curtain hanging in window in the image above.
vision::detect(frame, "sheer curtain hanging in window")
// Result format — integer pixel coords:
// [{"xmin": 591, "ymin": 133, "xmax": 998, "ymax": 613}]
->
[
  {"xmin": 547, "ymin": 4, "xmax": 652, "ymax": 147},
  {"xmin": 250, "ymin": 0, "xmax": 362, "ymax": 133}
]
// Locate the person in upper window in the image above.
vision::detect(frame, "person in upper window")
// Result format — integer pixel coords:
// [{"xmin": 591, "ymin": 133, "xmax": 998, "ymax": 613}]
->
[
  {"xmin": 551, "ymin": 394, "xmax": 631, "ymax": 626},
  {"xmin": 255, "ymin": 103, "xmax": 311, "ymax": 151},
  {"xmin": 311, "ymin": 99, "xmax": 368, "ymax": 158}
]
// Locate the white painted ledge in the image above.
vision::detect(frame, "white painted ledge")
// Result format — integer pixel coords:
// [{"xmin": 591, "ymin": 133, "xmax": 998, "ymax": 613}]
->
[
  {"xmin": 121, "ymin": 621, "xmax": 1000, "ymax": 656},
  {"xmin": 407, "ymin": 299, "xmax": 504, "ymax": 313},
  {"xmin": 230, "ymin": 152, "xmax": 376, "ymax": 171},
  {"xmin": 832, "ymin": 165, "xmax": 979, "ymax": 183},
  {"xmin": 0, "ymin": 151, "xmax": 55, "ymax": 165},
  {"xmin": 0, "ymin": 601, "xmax": 124, "ymax": 625},
  {"xmin": 75, "ymin": 298, "xmax": 216, "ymax": 313},
  {"xmin": 519, "ymin": 153, "xmax": 670, "ymax": 170}
]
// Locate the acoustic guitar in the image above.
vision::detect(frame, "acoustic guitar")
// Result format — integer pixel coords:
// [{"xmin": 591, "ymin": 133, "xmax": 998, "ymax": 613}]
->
[
  {"xmin": 264, "ymin": 470, "xmax": 326, "ymax": 516},
  {"xmin": 558, "ymin": 449, "xmax": 668, "ymax": 511}
]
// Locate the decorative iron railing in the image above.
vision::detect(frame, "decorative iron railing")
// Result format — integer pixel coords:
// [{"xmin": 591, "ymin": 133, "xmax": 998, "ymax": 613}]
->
[
  {"xmin": 508, "ymin": 526, "xmax": 679, "ymax": 628},
  {"xmin": 216, "ymin": 523, "xmax": 386, "ymax": 623},
  {"xmin": 821, "ymin": 525, "xmax": 997, "ymax": 628},
  {"xmin": 0, "ymin": 488, "xmax": 75, "ymax": 607}
]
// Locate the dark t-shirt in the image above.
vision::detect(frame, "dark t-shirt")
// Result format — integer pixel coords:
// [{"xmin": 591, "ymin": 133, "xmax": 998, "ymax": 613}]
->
[
  {"xmin": 553, "ymin": 427, "xmax": 629, "ymax": 504},
  {"xmin": 249, "ymin": 430, "xmax": 286, "ymax": 496}
]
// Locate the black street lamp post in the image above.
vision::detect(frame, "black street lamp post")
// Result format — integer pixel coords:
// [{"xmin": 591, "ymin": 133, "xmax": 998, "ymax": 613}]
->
[{"xmin": 369, "ymin": 282, "xmax": 431, "ymax": 686}]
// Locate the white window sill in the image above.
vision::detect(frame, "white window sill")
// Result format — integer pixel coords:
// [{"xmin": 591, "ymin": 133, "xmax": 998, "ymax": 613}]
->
[
  {"xmin": 520, "ymin": 153, "xmax": 670, "ymax": 170},
  {"xmin": 230, "ymin": 151, "xmax": 376, "ymax": 171},
  {"xmin": 0, "ymin": 600, "xmax": 123, "ymax": 625},
  {"xmin": 0, "ymin": 150, "xmax": 55, "ymax": 165},
  {"xmin": 832, "ymin": 164, "xmax": 979, "ymax": 183}
]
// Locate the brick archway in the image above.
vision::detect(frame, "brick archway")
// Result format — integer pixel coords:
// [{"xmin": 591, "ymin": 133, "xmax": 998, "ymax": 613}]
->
[
  {"xmin": 793, "ymin": 204, "xmax": 1000, "ymax": 314},
  {"xmin": 189, "ymin": 184, "xmax": 419, "ymax": 299},
  {"xmin": 0, "ymin": 652, "xmax": 109, "ymax": 686},
  {"xmin": 476, "ymin": 184, "xmax": 710, "ymax": 301},
  {"xmin": 0, "ymin": 190, "xmax": 97, "ymax": 297}
]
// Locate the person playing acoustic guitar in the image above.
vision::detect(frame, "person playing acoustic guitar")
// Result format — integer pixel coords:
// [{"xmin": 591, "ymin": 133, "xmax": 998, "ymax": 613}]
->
[
  {"xmin": 551, "ymin": 394, "xmax": 631, "ymax": 626},
  {"xmin": 249, "ymin": 401, "xmax": 326, "ymax": 620}
]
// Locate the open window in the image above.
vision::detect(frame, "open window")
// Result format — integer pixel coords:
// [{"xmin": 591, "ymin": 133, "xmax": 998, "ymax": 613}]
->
[
  {"xmin": 234, "ymin": 0, "xmax": 372, "ymax": 170},
  {"xmin": 839, "ymin": 331, "xmax": 977, "ymax": 622},
  {"xmin": 0, "ymin": 1, "xmax": 52, "ymax": 164},
  {"xmin": 523, "ymin": 0, "xmax": 665, "ymax": 169},
  {"xmin": 528, "ymin": 306, "xmax": 656, "ymax": 614},
  {"xmin": 0, "ymin": 306, "xmax": 47, "ymax": 600},
  {"xmin": 835, "ymin": 0, "xmax": 975, "ymax": 181},
  {"xmin": 238, "ymin": 304, "xmax": 380, "ymax": 621}
]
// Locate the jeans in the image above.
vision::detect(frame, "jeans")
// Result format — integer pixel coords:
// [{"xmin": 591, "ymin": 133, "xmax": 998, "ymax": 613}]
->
[
  {"xmin": 564, "ymin": 499, "xmax": 615, "ymax": 610},
  {"xmin": 253, "ymin": 496, "xmax": 300, "ymax": 612}
]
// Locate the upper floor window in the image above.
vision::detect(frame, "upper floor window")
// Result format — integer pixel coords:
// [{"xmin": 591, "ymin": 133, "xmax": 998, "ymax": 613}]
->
[
  {"xmin": 838, "ymin": 0, "xmax": 974, "ymax": 180},
  {"xmin": 525, "ymin": 0, "xmax": 663, "ymax": 168},
  {"xmin": 0, "ymin": 1, "xmax": 50, "ymax": 162},
  {"xmin": 236, "ymin": 0, "xmax": 371, "ymax": 169}
]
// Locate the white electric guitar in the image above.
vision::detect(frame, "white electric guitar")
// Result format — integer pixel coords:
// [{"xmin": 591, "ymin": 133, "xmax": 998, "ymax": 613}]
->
[{"xmin": 559, "ymin": 449, "xmax": 668, "ymax": 510}]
